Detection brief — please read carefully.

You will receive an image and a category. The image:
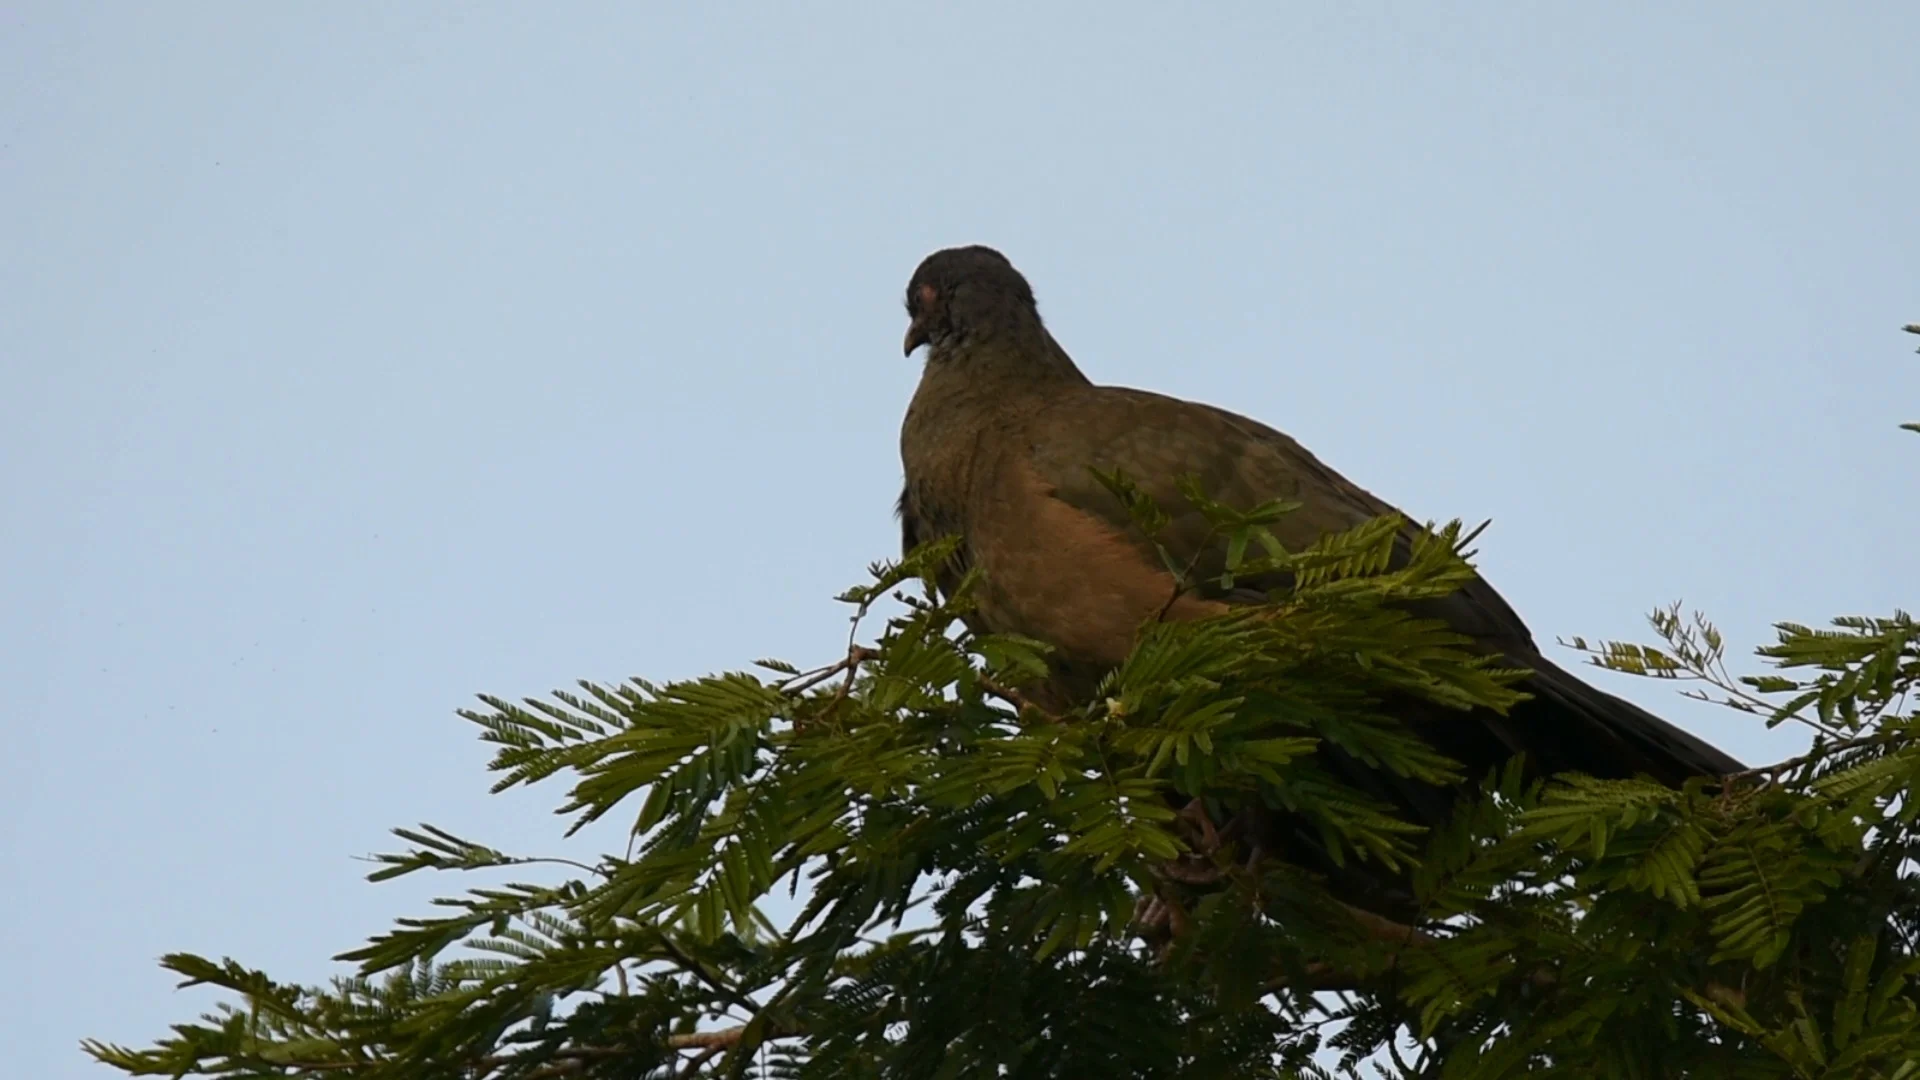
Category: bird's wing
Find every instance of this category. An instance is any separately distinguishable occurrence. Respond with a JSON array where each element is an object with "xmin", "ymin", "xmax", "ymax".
[
  {"xmin": 1028, "ymin": 386, "xmax": 1538, "ymax": 654},
  {"xmin": 1026, "ymin": 385, "xmax": 1743, "ymax": 780}
]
